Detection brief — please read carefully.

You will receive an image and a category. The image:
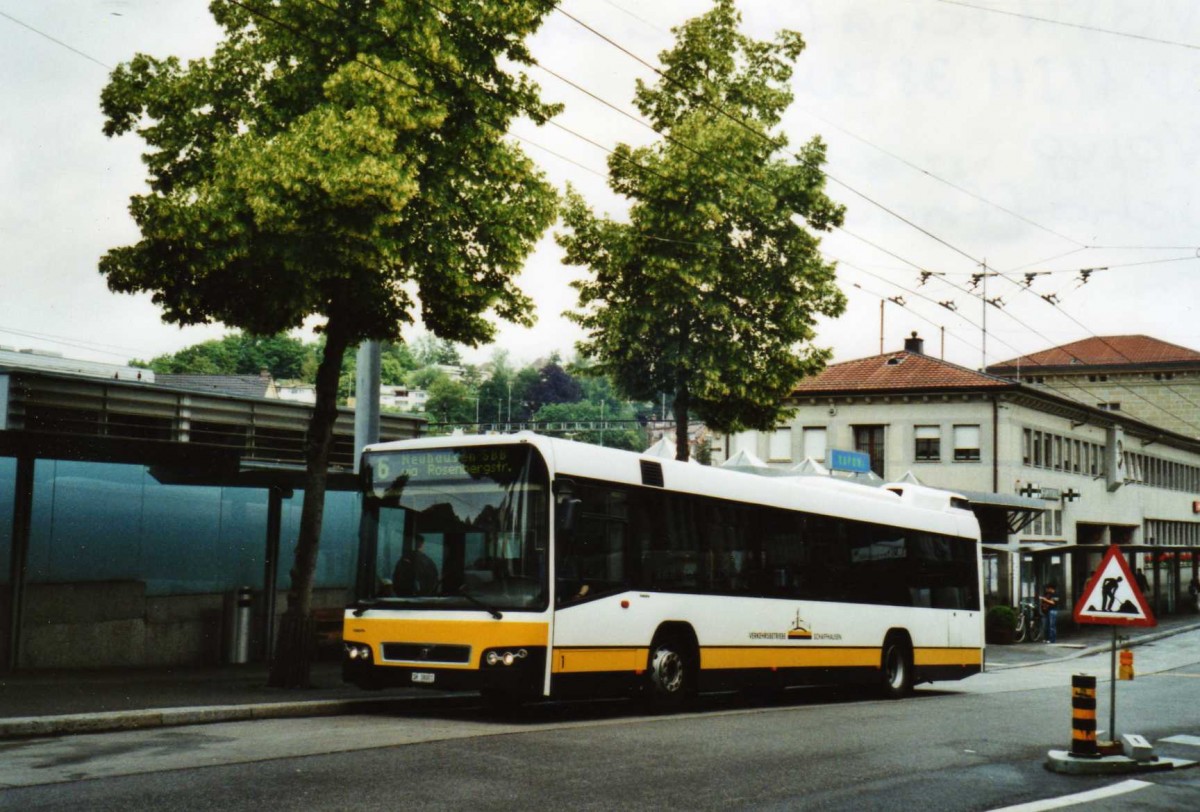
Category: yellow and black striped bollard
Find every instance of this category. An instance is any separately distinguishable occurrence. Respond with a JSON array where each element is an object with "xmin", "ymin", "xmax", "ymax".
[{"xmin": 1070, "ymin": 674, "xmax": 1099, "ymax": 758}]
